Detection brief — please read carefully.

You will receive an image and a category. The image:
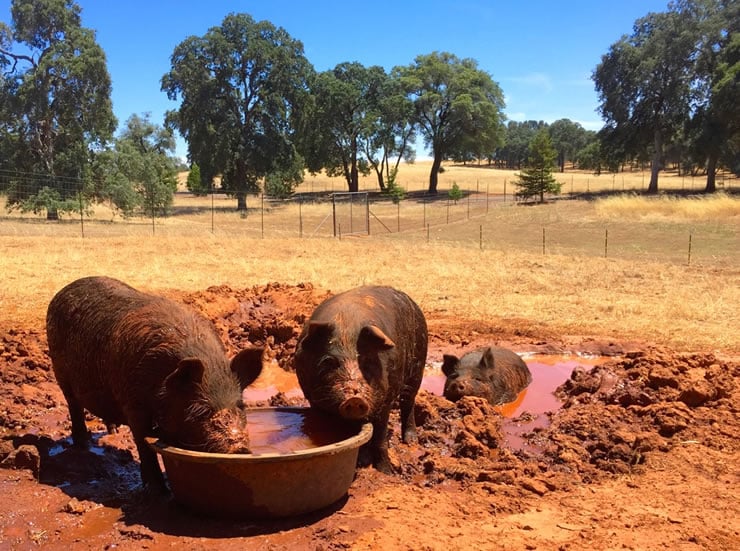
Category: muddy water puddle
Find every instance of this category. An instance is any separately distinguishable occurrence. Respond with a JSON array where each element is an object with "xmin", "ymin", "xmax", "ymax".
[
  {"xmin": 247, "ymin": 409, "xmax": 355, "ymax": 455},
  {"xmin": 246, "ymin": 355, "xmax": 603, "ymax": 452}
]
